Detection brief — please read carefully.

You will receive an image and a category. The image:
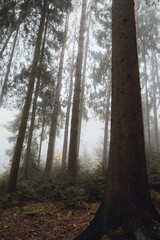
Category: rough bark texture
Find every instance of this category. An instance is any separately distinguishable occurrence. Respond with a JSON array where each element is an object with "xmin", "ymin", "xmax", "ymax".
[
  {"xmin": 8, "ymin": 0, "xmax": 48, "ymax": 193},
  {"xmin": 68, "ymin": 0, "xmax": 87, "ymax": 178},
  {"xmin": 62, "ymin": 5, "xmax": 77, "ymax": 169},
  {"xmin": 102, "ymin": 80, "xmax": 111, "ymax": 167},
  {"xmin": 74, "ymin": 0, "xmax": 160, "ymax": 239},
  {"xmin": 23, "ymin": 15, "xmax": 48, "ymax": 179},
  {"xmin": 45, "ymin": 12, "xmax": 70, "ymax": 172}
]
